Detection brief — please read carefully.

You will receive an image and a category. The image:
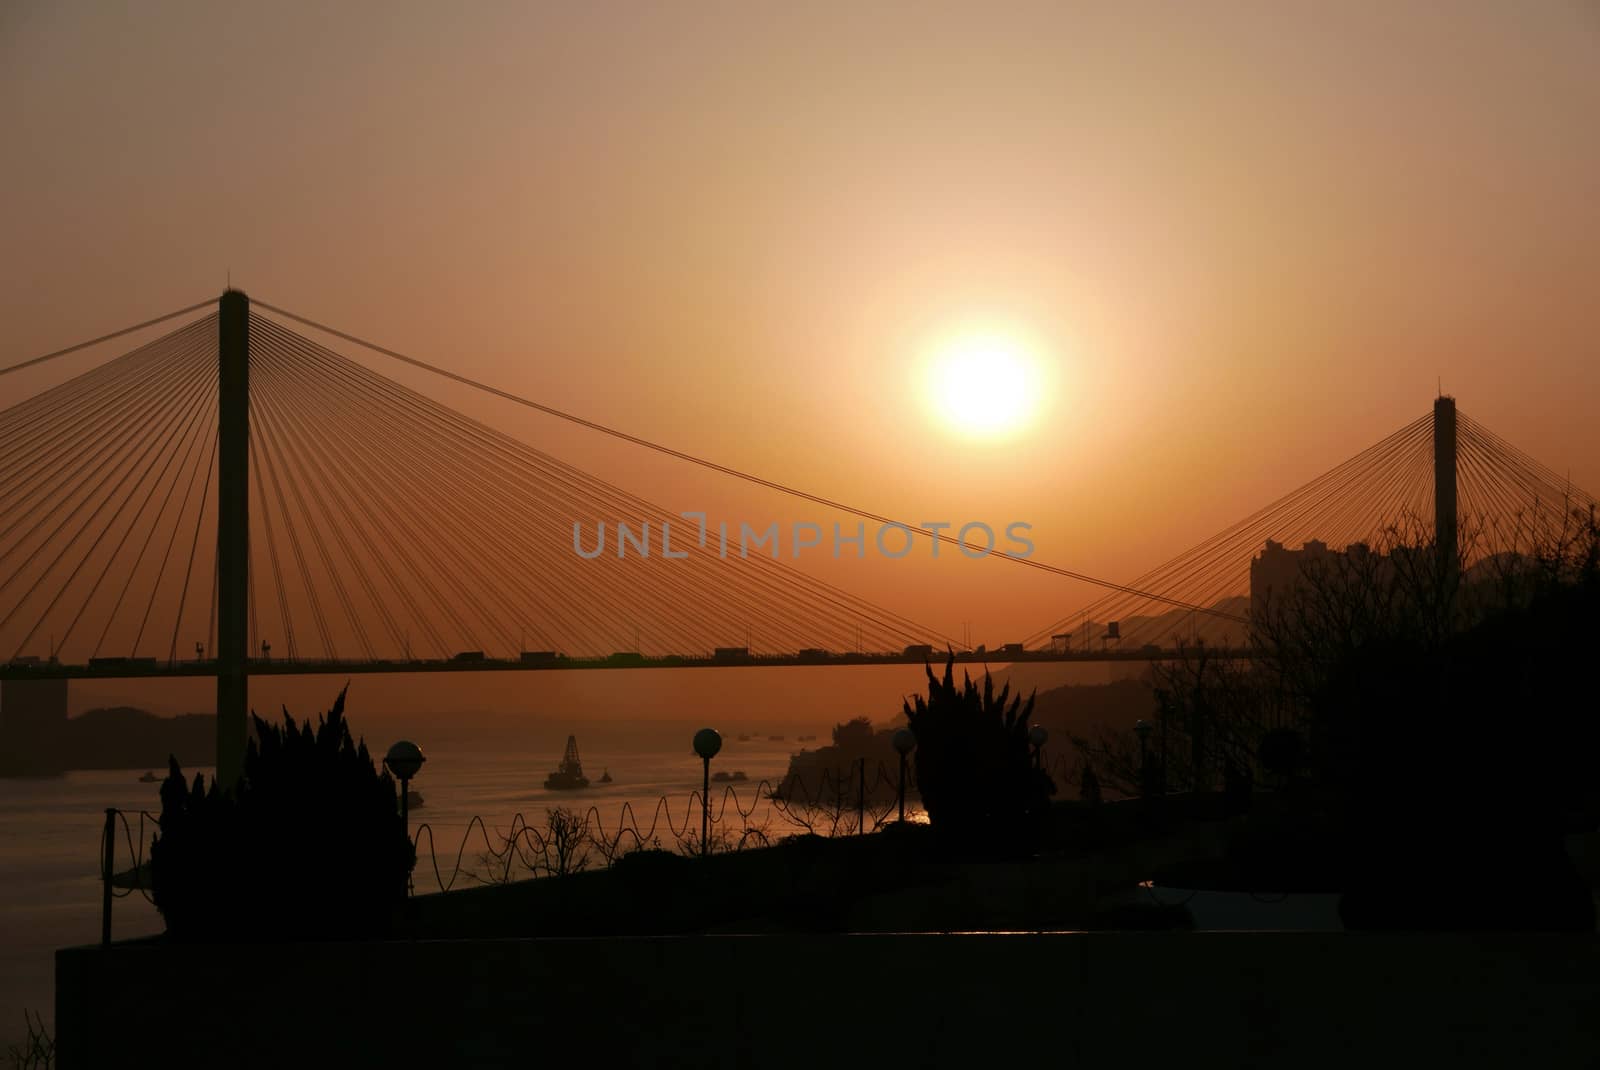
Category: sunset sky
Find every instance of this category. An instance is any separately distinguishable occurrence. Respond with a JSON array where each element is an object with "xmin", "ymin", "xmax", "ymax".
[{"xmin": 3, "ymin": 2, "xmax": 1599, "ymax": 717}]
